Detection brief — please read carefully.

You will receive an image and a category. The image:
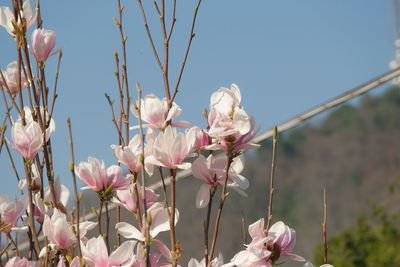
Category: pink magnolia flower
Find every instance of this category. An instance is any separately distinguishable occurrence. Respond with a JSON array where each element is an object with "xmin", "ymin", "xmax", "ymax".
[
  {"xmin": 206, "ymin": 84, "xmax": 259, "ymax": 153},
  {"xmin": 75, "ymin": 157, "xmax": 130, "ymax": 192},
  {"xmin": 268, "ymin": 221, "xmax": 305, "ymax": 262},
  {"xmin": 130, "ymin": 94, "xmax": 191, "ymax": 130},
  {"xmin": 303, "ymin": 263, "xmax": 334, "ymax": 267},
  {"xmin": 9, "ymin": 120, "xmax": 43, "ymax": 160},
  {"xmin": 30, "ymin": 28, "xmax": 56, "ymax": 62},
  {"xmin": 192, "ymin": 154, "xmax": 249, "ymax": 208},
  {"xmin": 33, "ymin": 176, "xmax": 70, "ymax": 223},
  {"xmin": 0, "ymin": 194, "xmax": 28, "ymax": 233},
  {"xmin": 130, "ymin": 243, "xmax": 162, "ymax": 267},
  {"xmin": 18, "ymin": 106, "xmax": 56, "ymax": 138},
  {"xmin": 111, "ymin": 134, "xmax": 142, "ymax": 173},
  {"xmin": 0, "ymin": 0, "xmax": 37, "ymax": 36},
  {"xmin": 231, "ymin": 218, "xmax": 304, "ymax": 266},
  {"xmin": 186, "ymin": 126, "xmax": 209, "ymax": 152},
  {"xmin": 112, "ymin": 183, "xmax": 159, "ymax": 214},
  {"xmin": 145, "ymin": 126, "xmax": 196, "ymax": 171},
  {"xmin": 81, "ymin": 235, "xmax": 136, "ymax": 267},
  {"xmin": 116, "ymin": 202, "xmax": 177, "ymax": 241},
  {"xmin": 188, "ymin": 253, "xmax": 232, "ymax": 267},
  {"xmin": 5, "ymin": 256, "xmax": 39, "ymax": 267},
  {"xmin": 42, "ymin": 209, "xmax": 76, "ymax": 250},
  {"xmin": 0, "ymin": 61, "xmax": 28, "ymax": 94},
  {"xmin": 57, "ymin": 256, "xmax": 81, "ymax": 267}
]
